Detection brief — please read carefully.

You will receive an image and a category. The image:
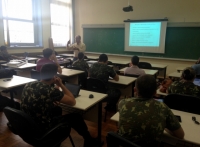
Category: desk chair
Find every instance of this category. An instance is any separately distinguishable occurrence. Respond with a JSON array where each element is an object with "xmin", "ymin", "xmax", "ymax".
[
  {"xmin": 106, "ymin": 132, "xmax": 141, "ymax": 147},
  {"xmin": 4, "ymin": 106, "xmax": 75, "ymax": 147},
  {"xmin": 164, "ymin": 94, "xmax": 200, "ymax": 114},
  {"xmin": 67, "ymin": 66, "xmax": 87, "ymax": 89},
  {"xmin": 87, "ymin": 77, "xmax": 112, "ymax": 122},
  {"xmin": 30, "ymin": 69, "xmax": 40, "ymax": 80},
  {"xmin": 138, "ymin": 62, "xmax": 152, "ymax": 69}
]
